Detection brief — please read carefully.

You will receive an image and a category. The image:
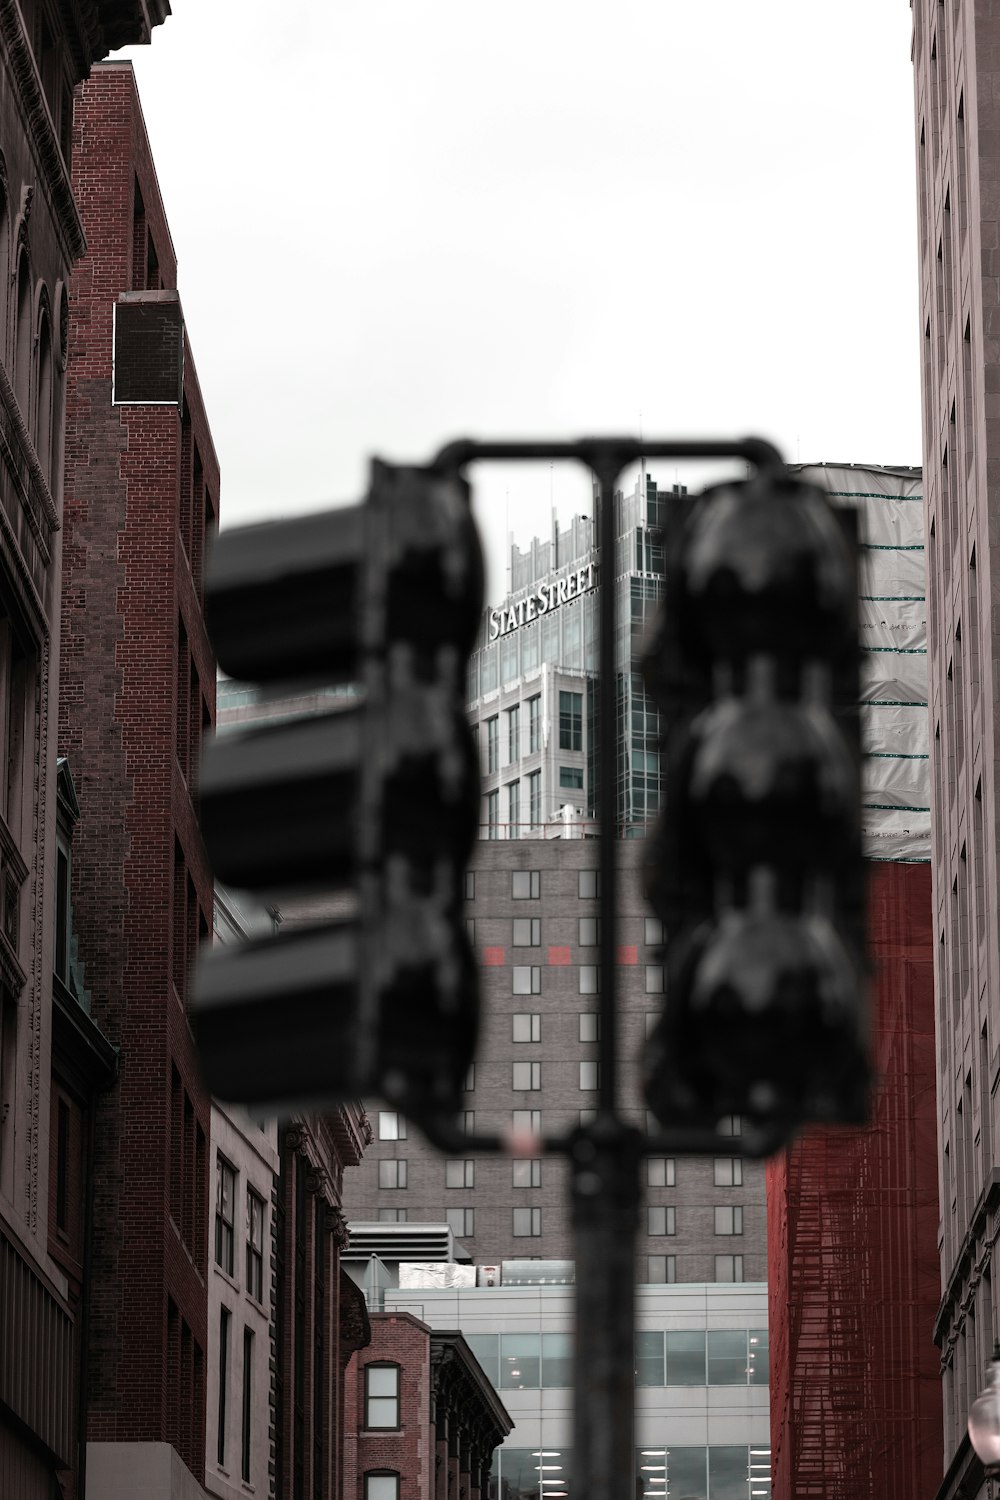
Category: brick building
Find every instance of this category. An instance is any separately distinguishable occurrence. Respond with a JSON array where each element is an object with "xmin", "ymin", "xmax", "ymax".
[
  {"xmin": 60, "ymin": 60, "xmax": 220, "ymax": 1496},
  {"xmin": 344, "ymin": 1311, "xmax": 511, "ymax": 1500},
  {"xmin": 0, "ymin": 6, "xmax": 167, "ymax": 1498}
]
